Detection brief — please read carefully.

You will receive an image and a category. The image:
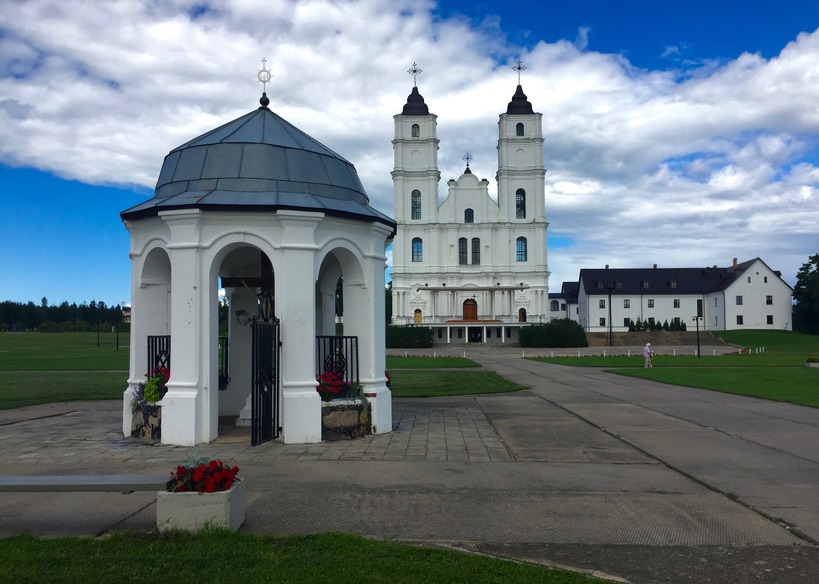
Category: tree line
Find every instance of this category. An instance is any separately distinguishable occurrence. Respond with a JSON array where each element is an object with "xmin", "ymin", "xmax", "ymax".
[{"xmin": 0, "ymin": 298, "xmax": 125, "ymax": 332}]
